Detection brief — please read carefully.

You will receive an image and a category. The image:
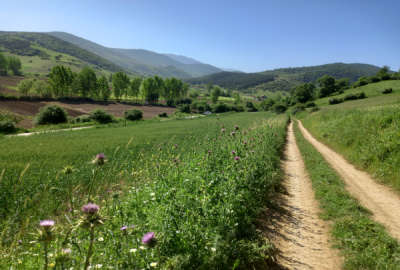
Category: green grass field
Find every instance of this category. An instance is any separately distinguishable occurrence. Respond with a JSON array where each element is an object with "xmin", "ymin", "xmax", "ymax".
[{"xmin": 0, "ymin": 112, "xmax": 288, "ymax": 269}]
